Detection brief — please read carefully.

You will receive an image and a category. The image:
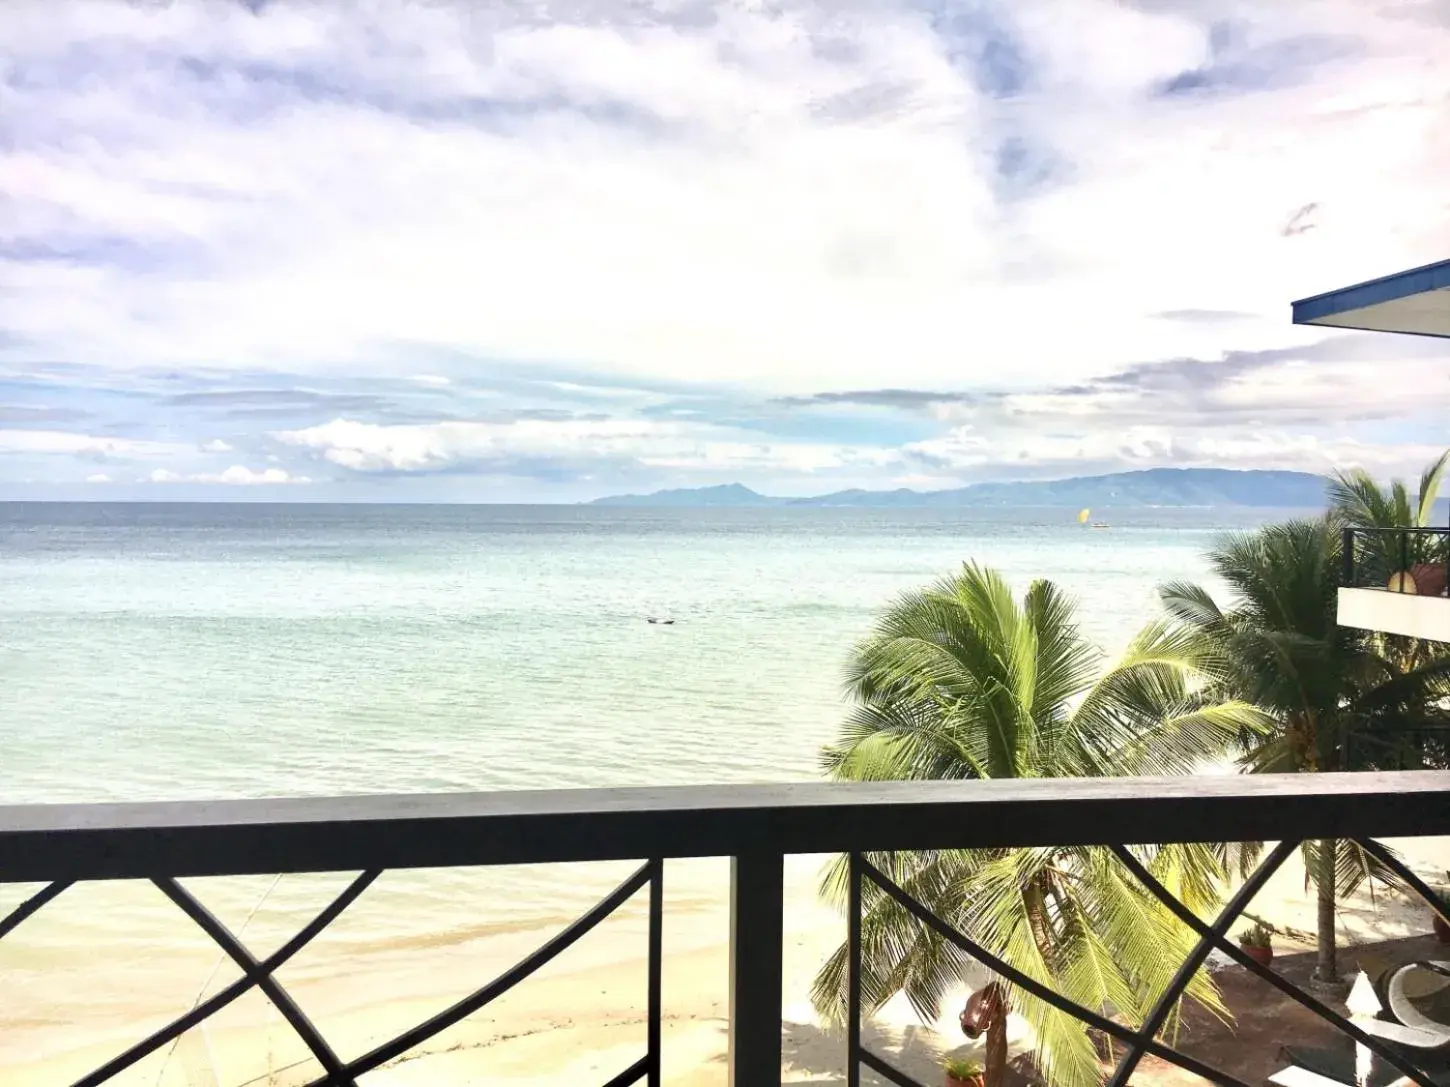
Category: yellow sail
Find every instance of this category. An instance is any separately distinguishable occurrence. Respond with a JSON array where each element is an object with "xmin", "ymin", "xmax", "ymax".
[{"xmin": 1078, "ymin": 508, "xmax": 1090, "ymax": 524}]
